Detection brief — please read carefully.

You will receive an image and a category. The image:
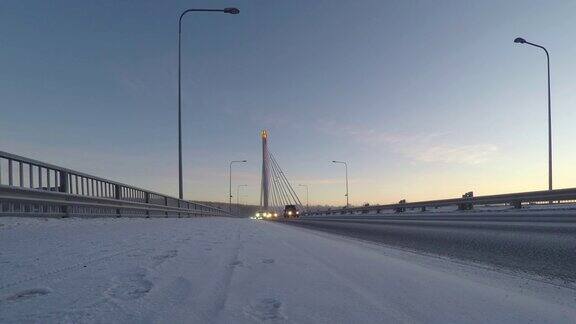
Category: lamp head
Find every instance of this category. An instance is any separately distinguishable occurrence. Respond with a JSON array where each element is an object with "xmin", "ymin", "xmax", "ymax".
[
  {"xmin": 224, "ymin": 7, "xmax": 240, "ymax": 14},
  {"xmin": 514, "ymin": 37, "xmax": 526, "ymax": 44}
]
